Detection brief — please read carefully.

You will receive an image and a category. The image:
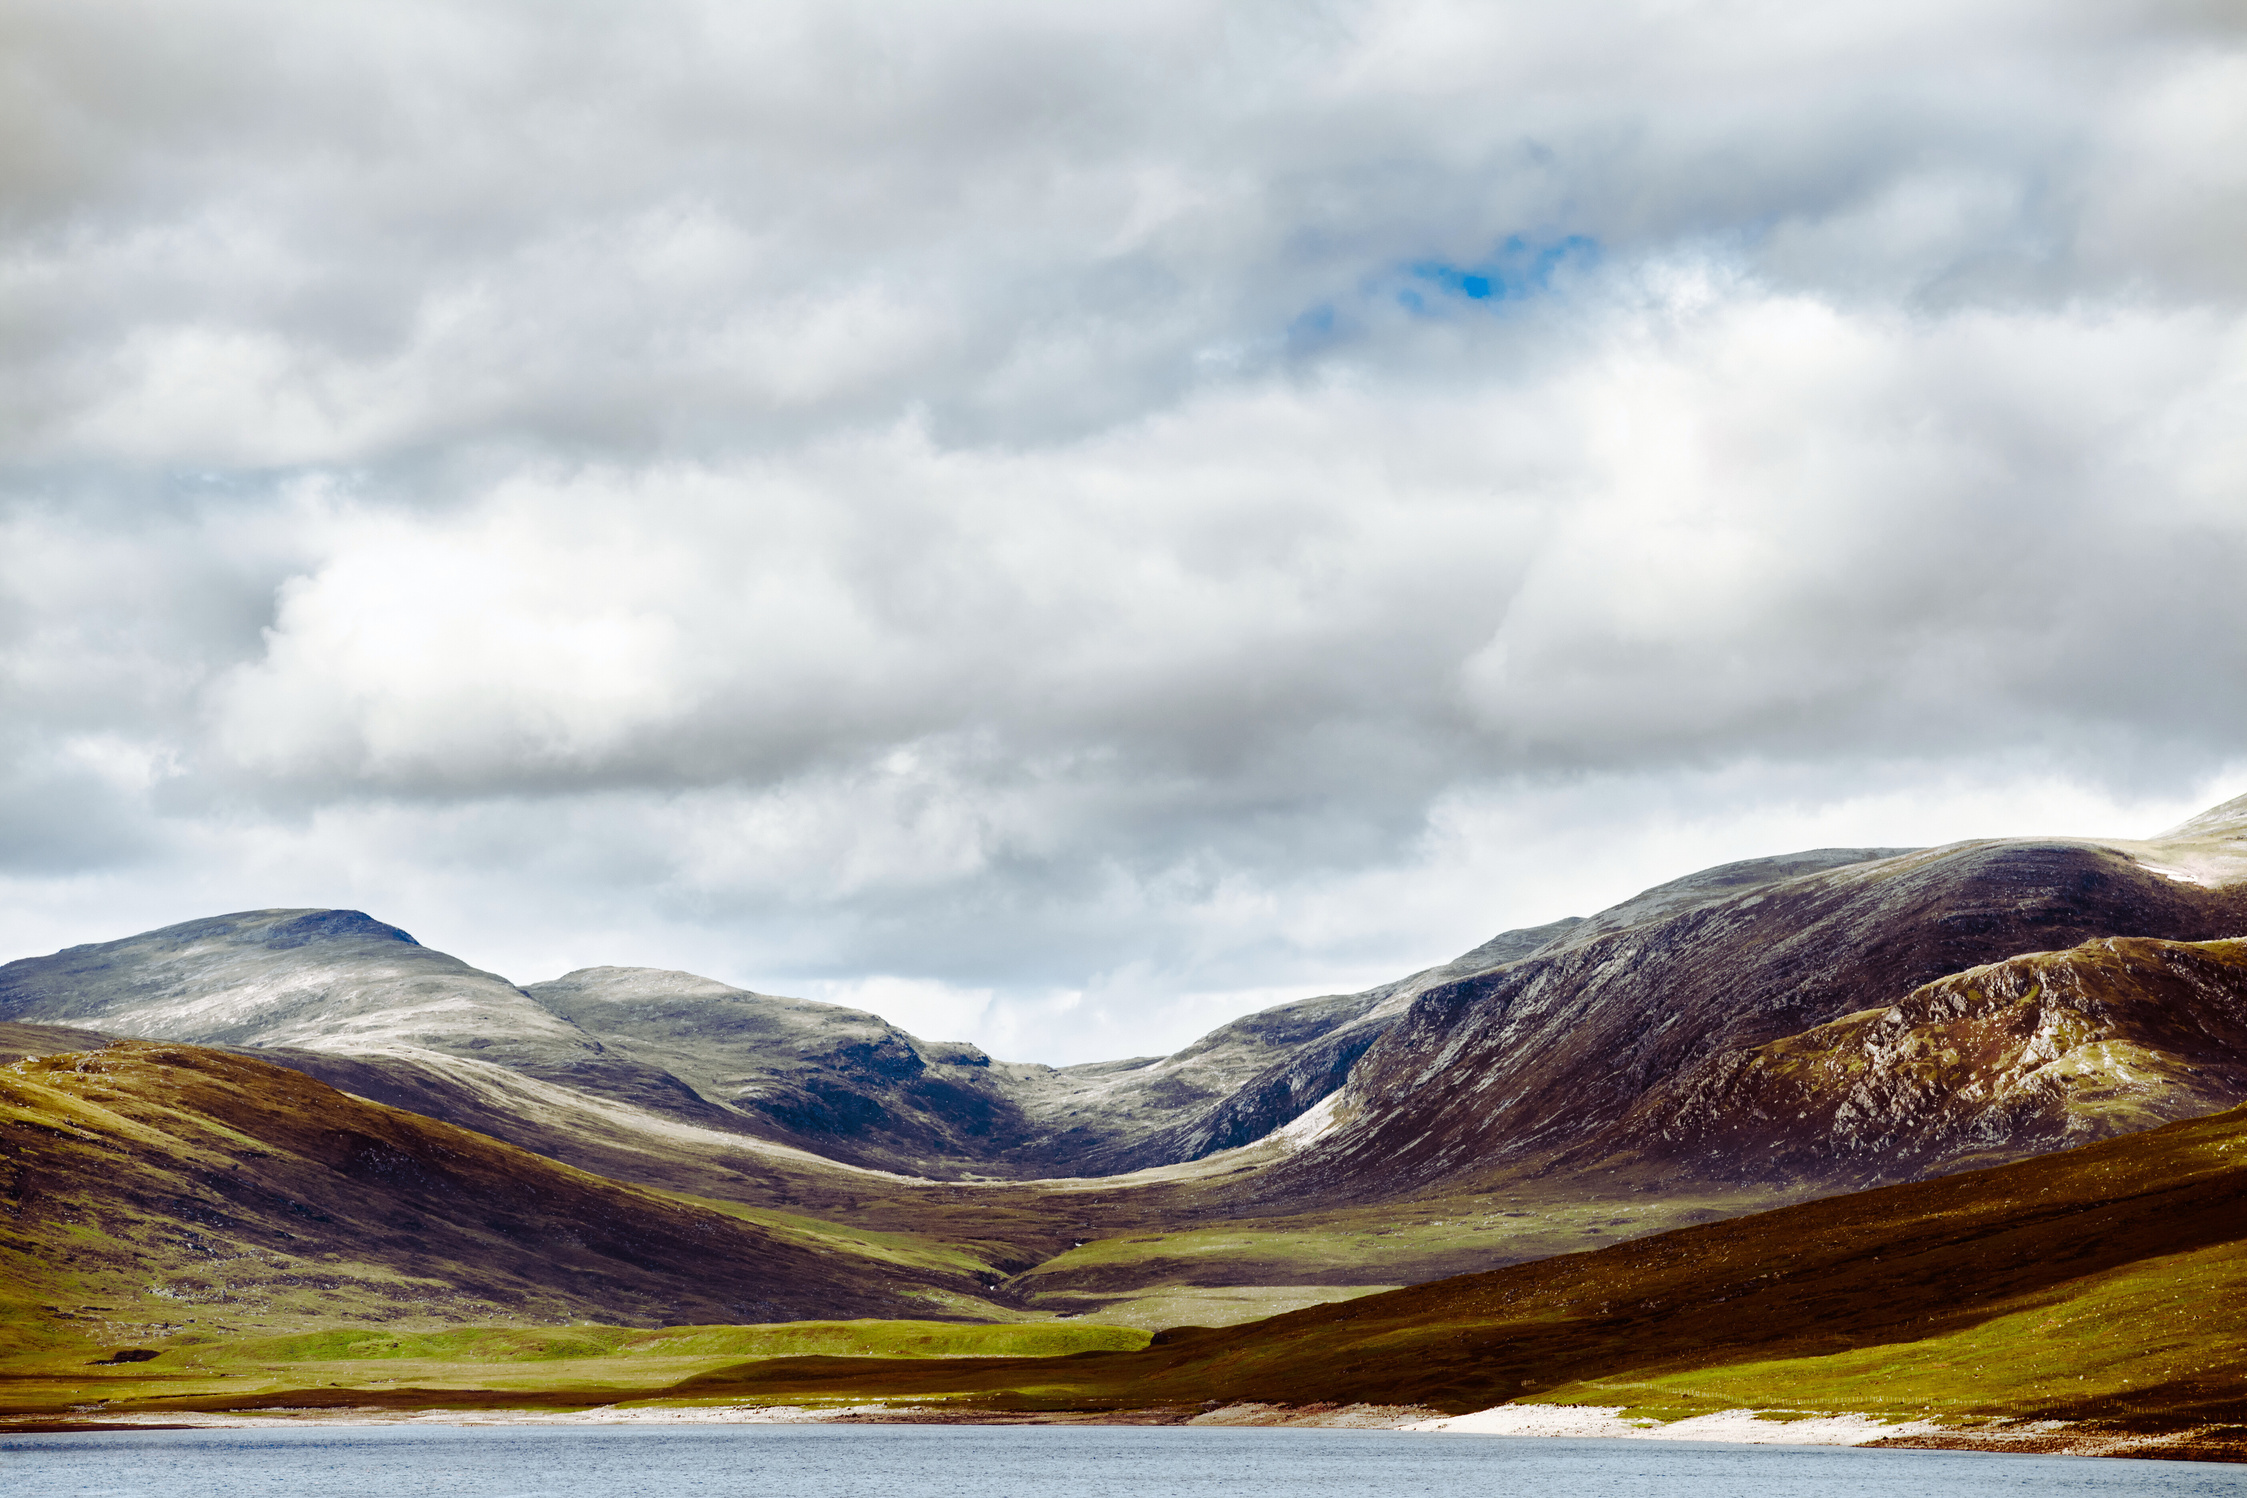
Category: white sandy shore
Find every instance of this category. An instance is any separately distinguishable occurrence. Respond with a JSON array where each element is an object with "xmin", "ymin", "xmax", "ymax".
[
  {"xmin": 11, "ymin": 1402, "xmax": 2053, "ymax": 1450},
  {"xmin": 1402, "ymin": 1404, "xmax": 1948, "ymax": 1445}
]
